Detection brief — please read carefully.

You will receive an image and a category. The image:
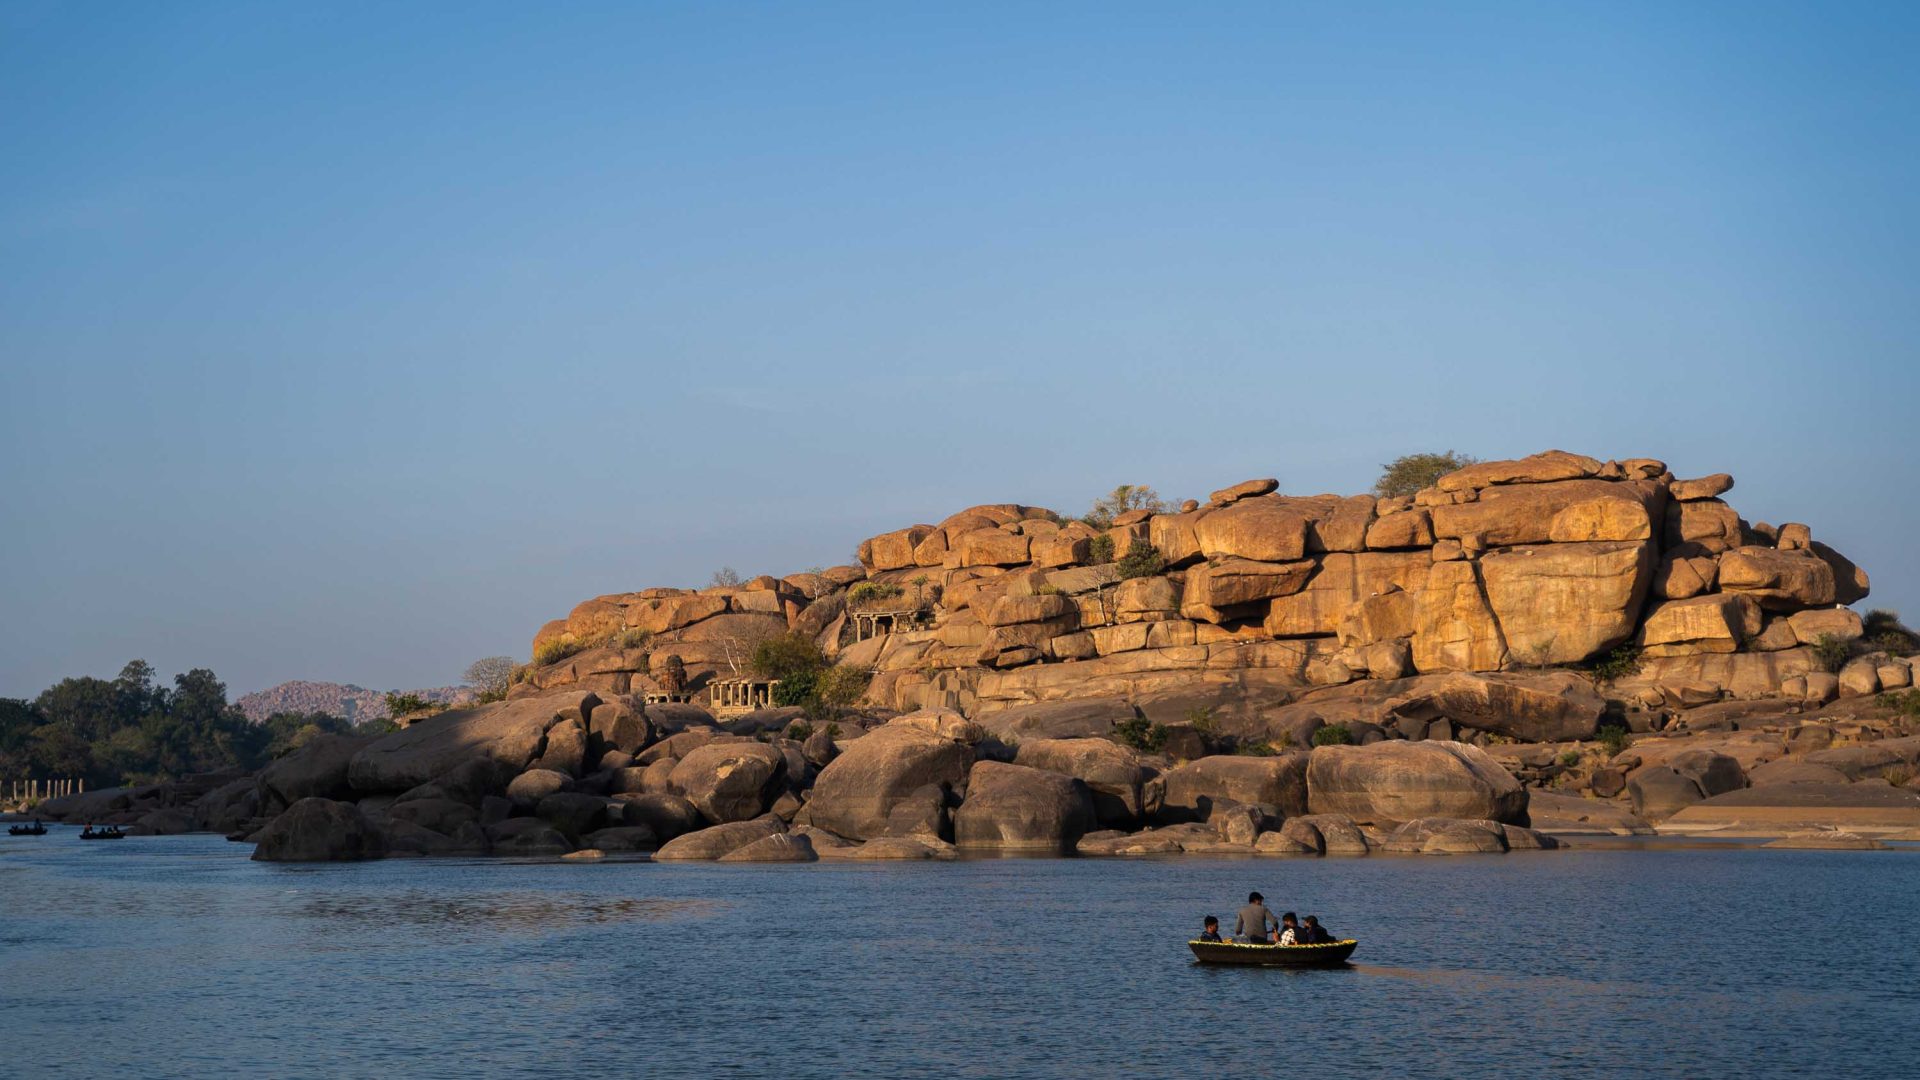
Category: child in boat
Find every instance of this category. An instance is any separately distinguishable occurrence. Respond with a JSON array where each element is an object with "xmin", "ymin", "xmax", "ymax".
[
  {"xmin": 1199, "ymin": 916, "xmax": 1223, "ymax": 943},
  {"xmin": 1276, "ymin": 912, "xmax": 1300, "ymax": 945},
  {"xmin": 1300, "ymin": 916, "xmax": 1333, "ymax": 944}
]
